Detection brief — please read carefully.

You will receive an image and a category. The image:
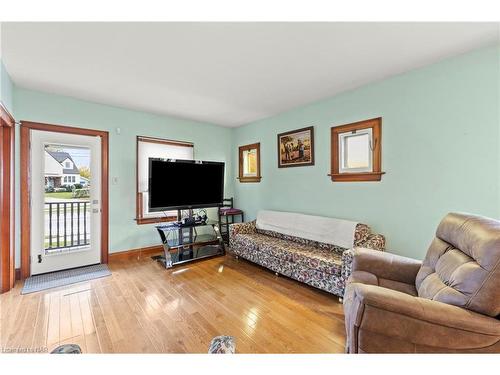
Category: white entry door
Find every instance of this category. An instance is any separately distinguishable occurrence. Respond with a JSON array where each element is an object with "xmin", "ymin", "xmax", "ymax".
[{"xmin": 30, "ymin": 130, "xmax": 101, "ymax": 275}]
